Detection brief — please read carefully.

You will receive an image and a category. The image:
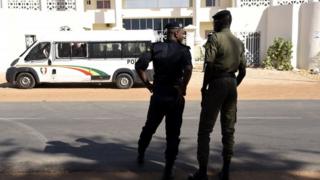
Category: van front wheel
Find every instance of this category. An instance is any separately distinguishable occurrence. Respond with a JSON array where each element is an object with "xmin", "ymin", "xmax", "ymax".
[
  {"xmin": 16, "ymin": 73, "xmax": 36, "ymax": 89},
  {"xmin": 115, "ymin": 73, "xmax": 133, "ymax": 89}
]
